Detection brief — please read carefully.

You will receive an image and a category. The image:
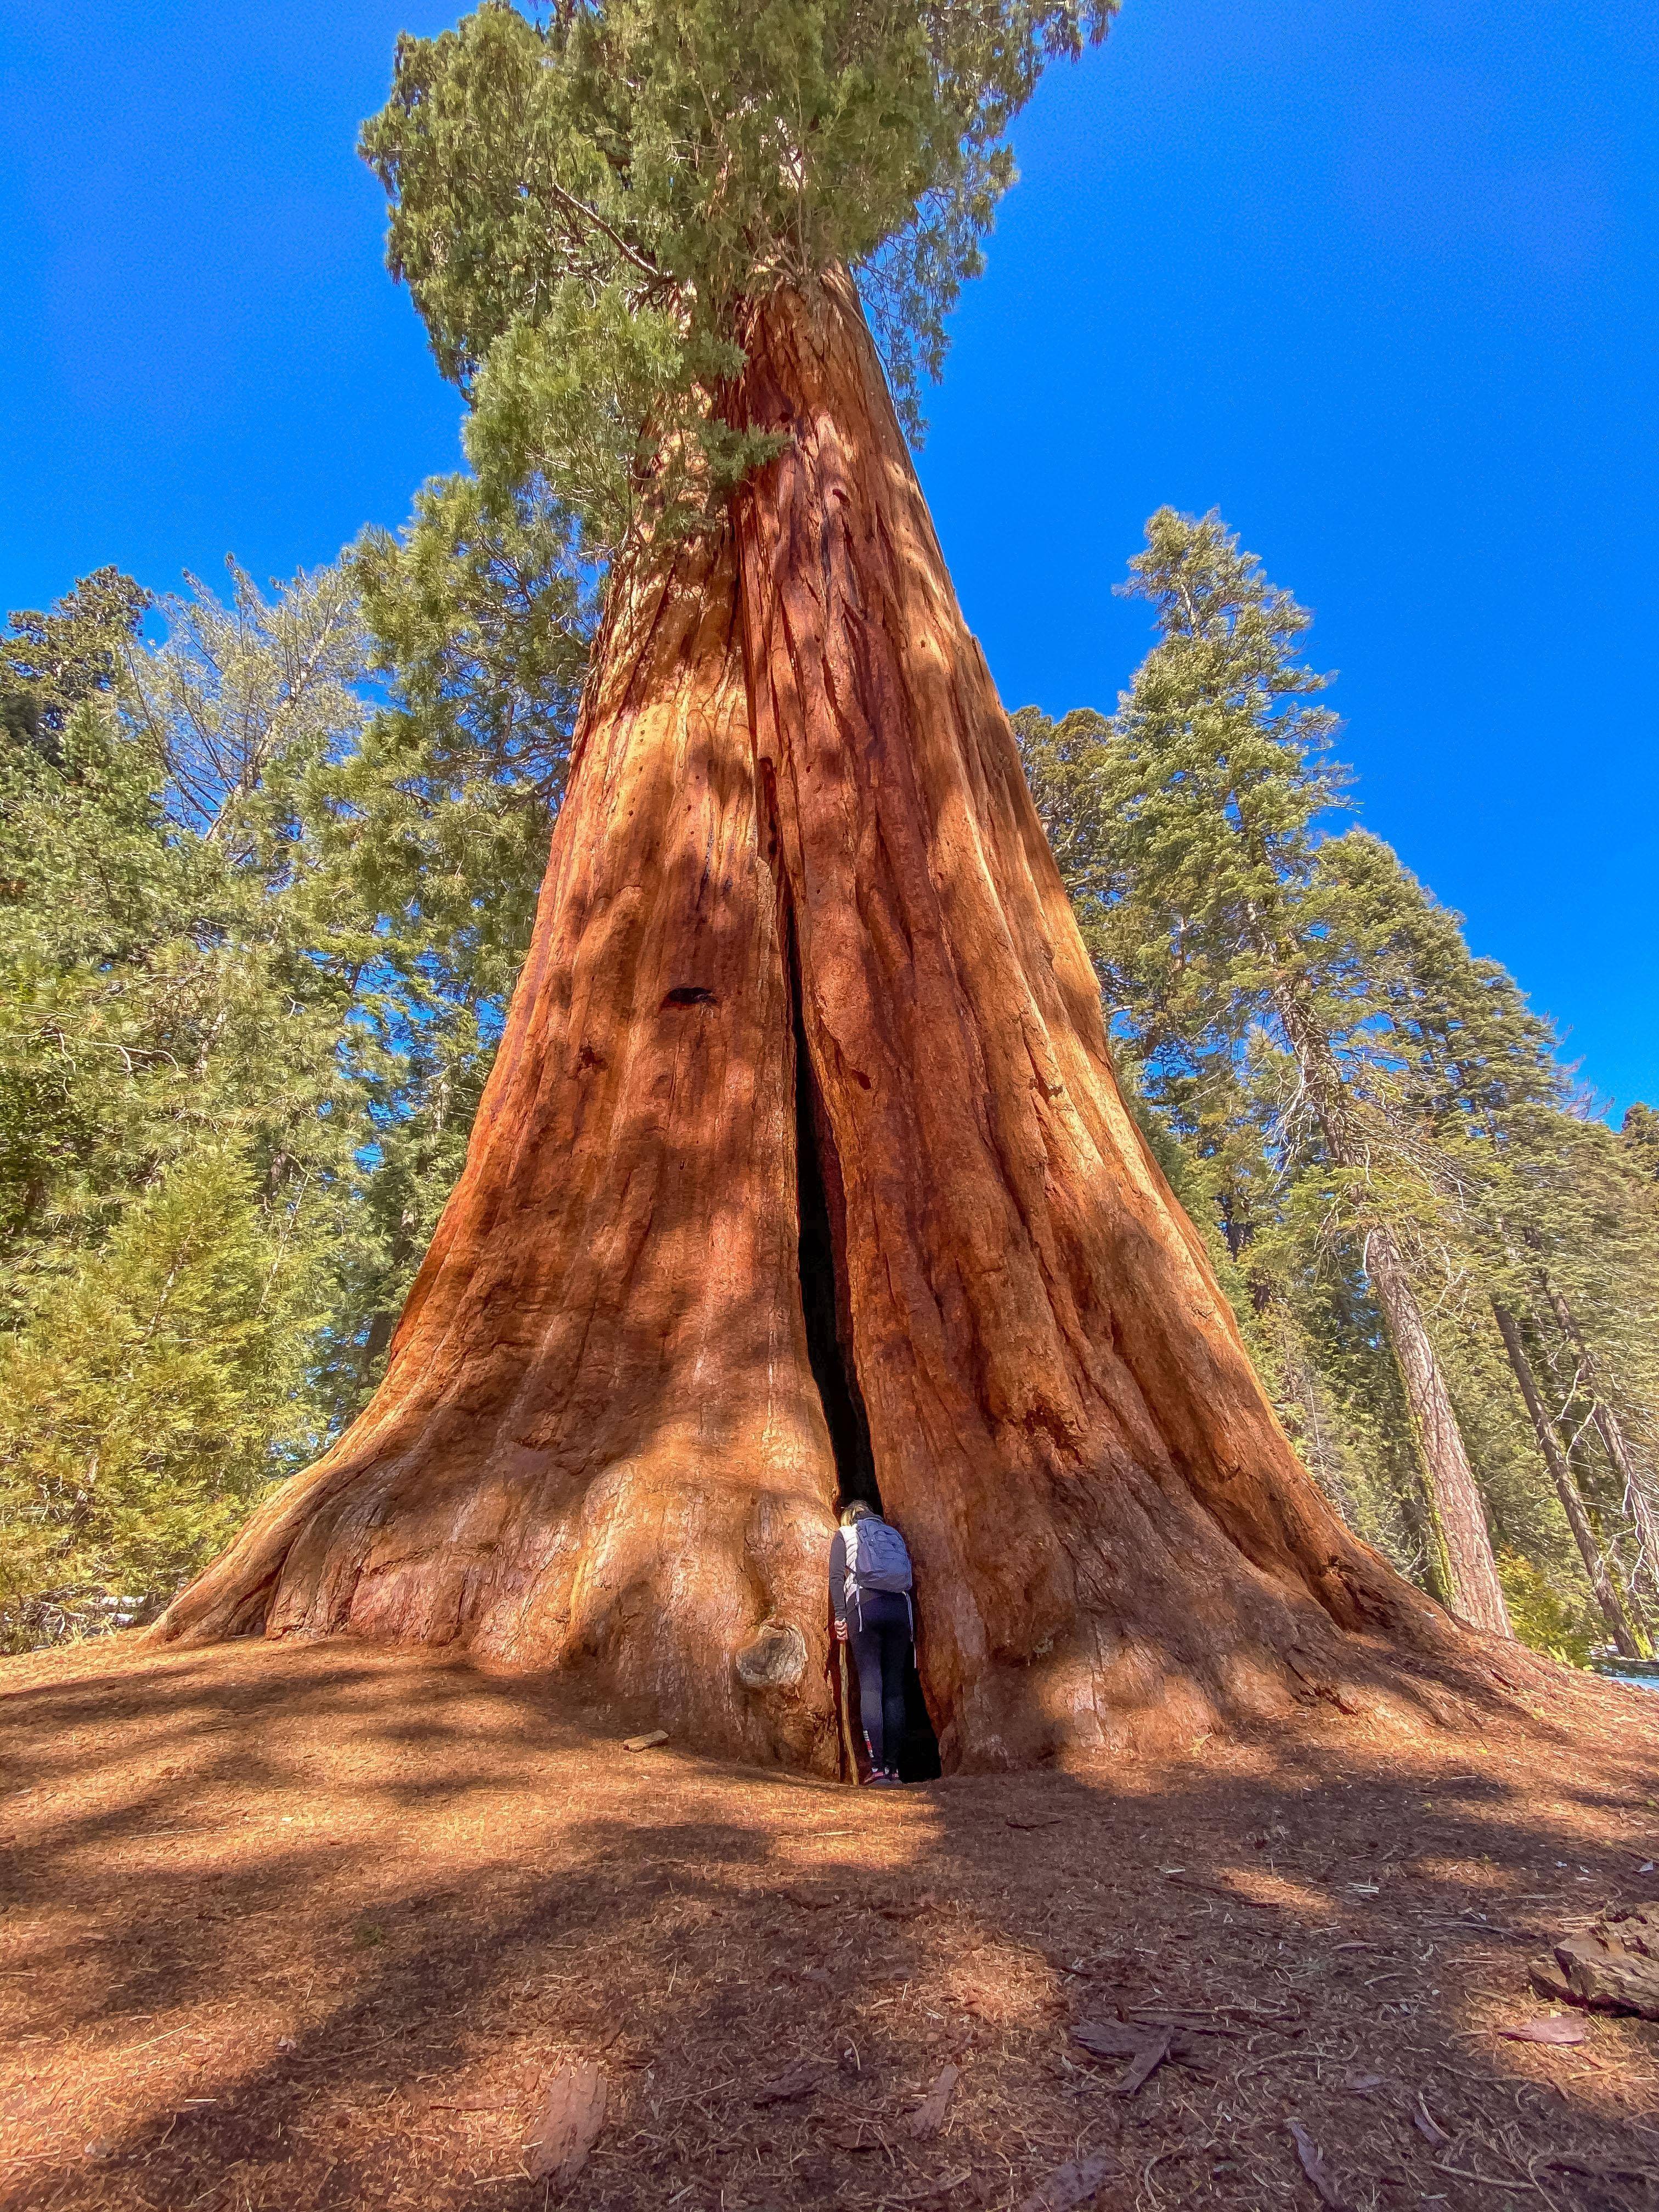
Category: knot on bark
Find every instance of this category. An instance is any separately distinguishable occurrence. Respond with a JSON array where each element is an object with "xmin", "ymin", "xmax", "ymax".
[{"xmin": 735, "ymin": 1616, "xmax": 807, "ymax": 1690}]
